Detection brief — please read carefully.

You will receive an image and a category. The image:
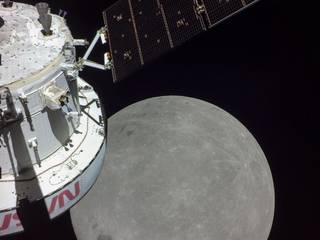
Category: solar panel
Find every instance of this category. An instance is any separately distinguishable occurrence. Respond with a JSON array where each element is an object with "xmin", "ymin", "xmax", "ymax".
[
  {"xmin": 103, "ymin": 0, "xmax": 260, "ymax": 82},
  {"xmin": 160, "ymin": 0, "xmax": 206, "ymax": 47},
  {"xmin": 103, "ymin": 0, "xmax": 142, "ymax": 81},
  {"xmin": 103, "ymin": 0, "xmax": 206, "ymax": 81},
  {"xmin": 130, "ymin": 0, "xmax": 172, "ymax": 64}
]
